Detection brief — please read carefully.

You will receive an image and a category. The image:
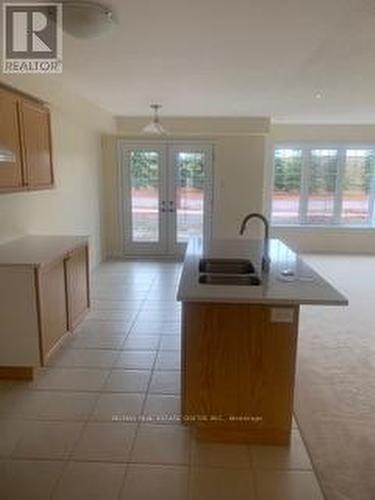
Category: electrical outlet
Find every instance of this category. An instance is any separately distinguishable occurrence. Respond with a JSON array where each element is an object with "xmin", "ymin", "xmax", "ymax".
[{"xmin": 270, "ymin": 308, "xmax": 294, "ymax": 323}]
